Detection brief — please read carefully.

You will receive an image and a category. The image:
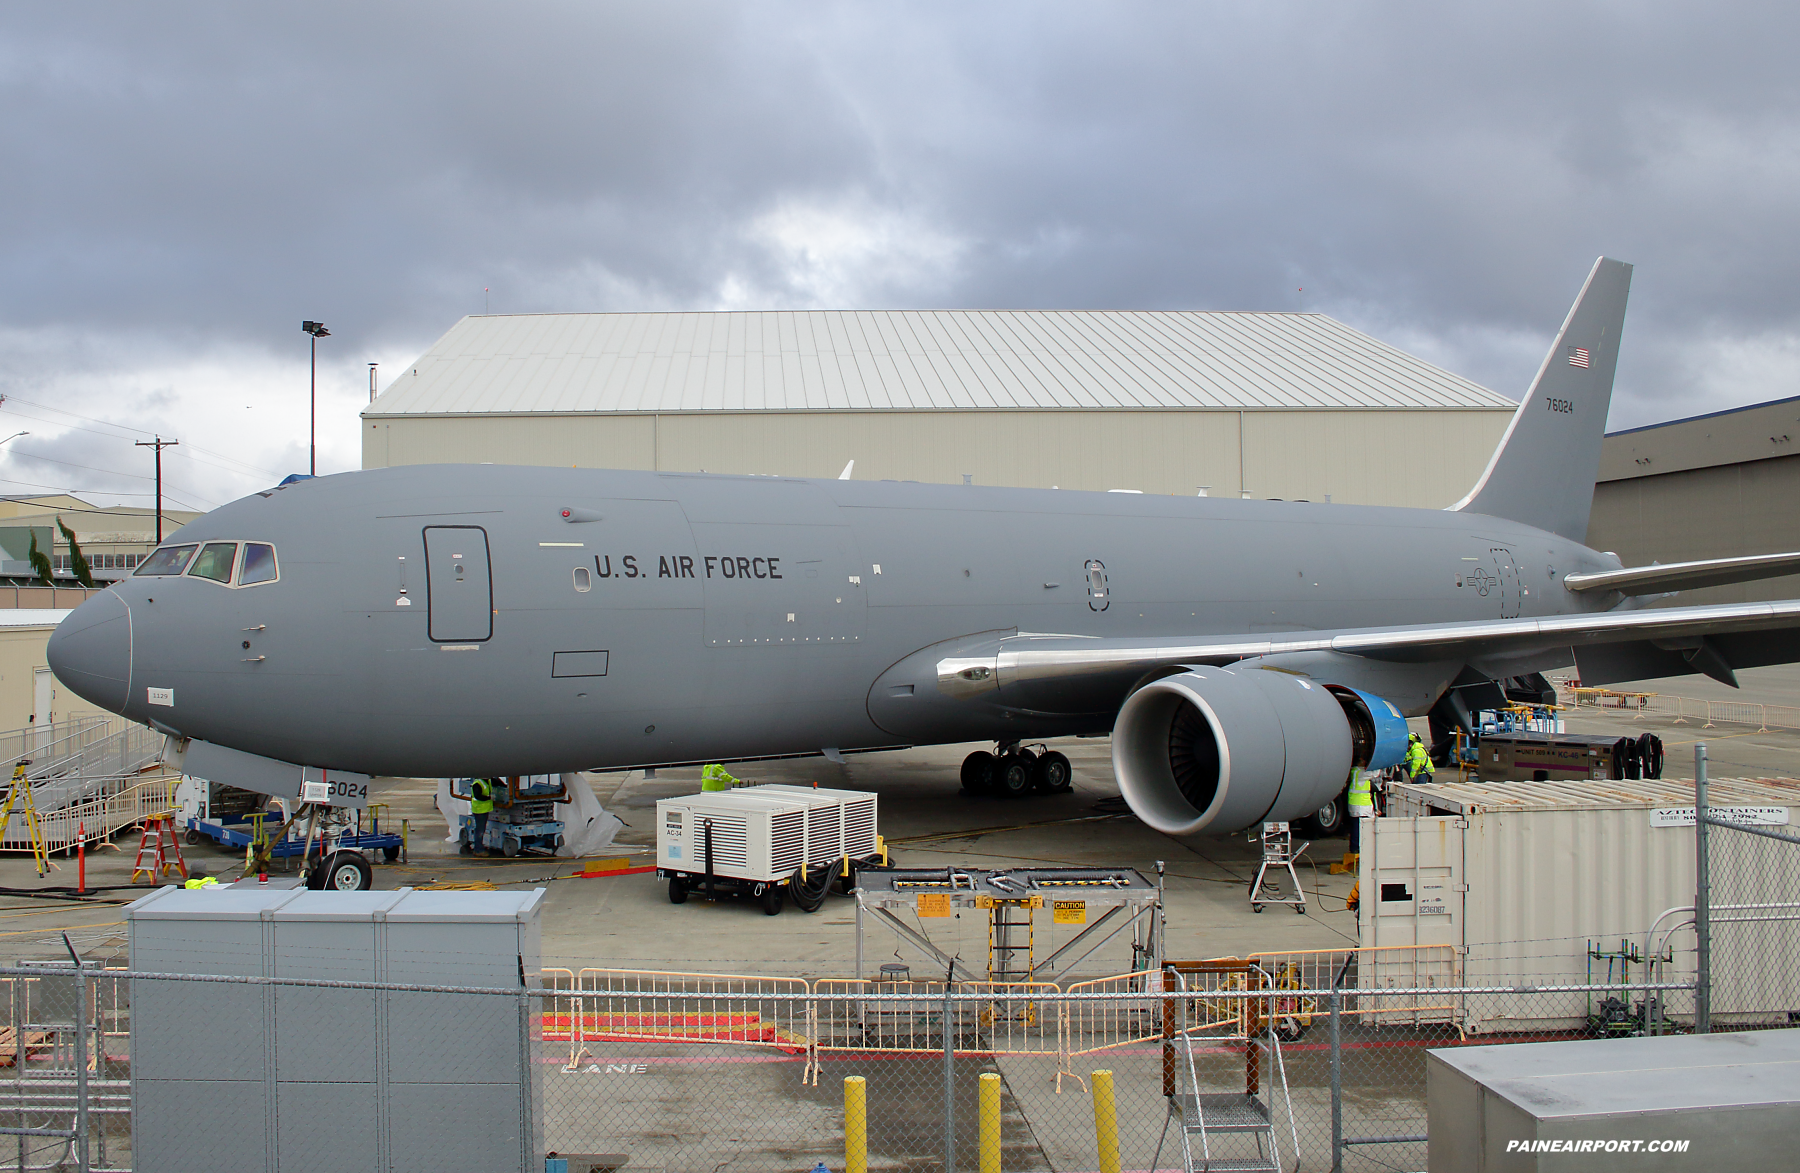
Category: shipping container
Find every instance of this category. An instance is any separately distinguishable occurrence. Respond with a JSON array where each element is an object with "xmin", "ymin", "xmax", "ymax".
[{"xmin": 1360, "ymin": 776, "xmax": 1800, "ymax": 1033}]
